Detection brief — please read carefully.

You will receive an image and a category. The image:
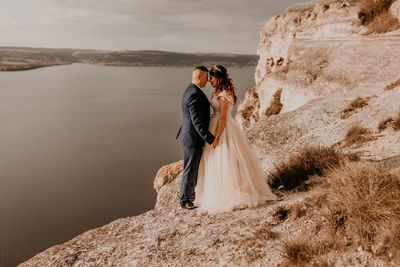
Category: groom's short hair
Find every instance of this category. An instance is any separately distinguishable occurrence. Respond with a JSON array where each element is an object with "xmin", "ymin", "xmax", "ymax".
[{"xmin": 193, "ymin": 65, "xmax": 208, "ymax": 72}]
